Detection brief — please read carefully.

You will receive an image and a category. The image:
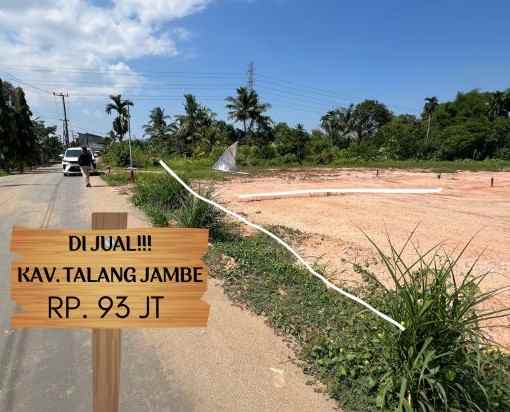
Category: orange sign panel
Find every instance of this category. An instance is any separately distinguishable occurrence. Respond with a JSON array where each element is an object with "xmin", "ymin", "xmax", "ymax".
[{"xmin": 10, "ymin": 226, "xmax": 210, "ymax": 328}]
